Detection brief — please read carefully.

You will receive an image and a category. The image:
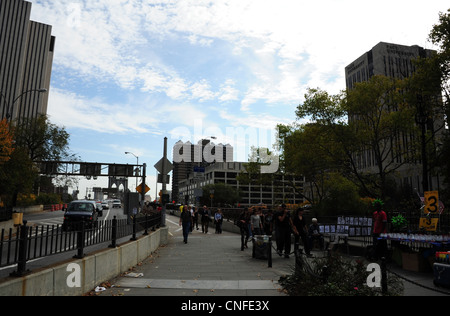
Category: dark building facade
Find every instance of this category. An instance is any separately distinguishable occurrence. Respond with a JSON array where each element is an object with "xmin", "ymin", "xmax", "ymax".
[
  {"xmin": 0, "ymin": 0, "xmax": 55, "ymax": 121},
  {"xmin": 345, "ymin": 42, "xmax": 445, "ymax": 193},
  {"xmin": 172, "ymin": 139, "xmax": 233, "ymax": 203}
]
